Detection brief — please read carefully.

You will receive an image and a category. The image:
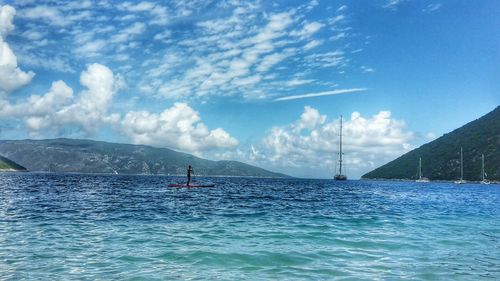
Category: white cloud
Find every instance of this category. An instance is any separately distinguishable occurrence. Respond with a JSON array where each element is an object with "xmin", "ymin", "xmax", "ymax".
[
  {"xmin": 361, "ymin": 65, "xmax": 374, "ymax": 73},
  {"xmin": 307, "ymin": 0, "xmax": 319, "ymax": 10},
  {"xmin": 27, "ymin": 81, "xmax": 74, "ymax": 114},
  {"xmin": 336, "ymin": 5, "xmax": 348, "ymax": 13},
  {"xmin": 256, "ymin": 52, "xmax": 289, "ymax": 72},
  {"xmin": 21, "ymin": 29, "xmax": 45, "ymax": 41},
  {"xmin": 111, "ymin": 22, "xmax": 146, "ymax": 43},
  {"xmin": 425, "ymin": 132, "xmax": 437, "ymax": 140},
  {"xmin": 149, "ymin": 5, "xmax": 170, "ymax": 25},
  {"xmin": 383, "ymin": 0, "xmax": 403, "ymax": 10},
  {"xmin": 0, "ymin": 4, "xmax": 15, "ymax": 37},
  {"xmin": 120, "ymin": 102, "xmax": 238, "ymax": 154},
  {"xmin": 303, "ymin": 39, "xmax": 322, "ymax": 50},
  {"xmin": 330, "ymin": 32, "xmax": 346, "ymax": 41},
  {"xmin": 149, "ymin": 8, "xmax": 302, "ymax": 100},
  {"xmin": 17, "ymin": 53, "xmax": 75, "ymax": 73},
  {"xmin": 0, "ymin": 57, "xmax": 238, "ymax": 154},
  {"xmin": 0, "ymin": 63, "xmax": 121, "ymax": 135},
  {"xmin": 328, "ymin": 15, "xmax": 345, "ymax": 26},
  {"xmin": 119, "ymin": 1, "xmax": 156, "ymax": 12},
  {"xmin": 56, "ymin": 63, "xmax": 123, "ymax": 133},
  {"xmin": 19, "ymin": 5, "xmax": 69, "ymax": 26},
  {"xmin": 0, "ymin": 80, "xmax": 73, "ymax": 118},
  {"xmin": 74, "ymin": 39, "xmax": 107, "ymax": 57},
  {"xmin": 8, "ymin": 1, "xmax": 364, "ymax": 107},
  {"xmin": 0, "ymin": 5, "xmax": 35, "ymax": 93},
  {"xmin": 60, "ymin": 1, "xmax": 93, "ymax": 11},
  {"xmin": 118, "ymin": 1, "xmax": 170, "ymax": 25},
  {"xmin": 255, "ymin": 106, "xmax": 414, "ymax": 177},
  {"xmin": 232, "ymin": 75, "xmax": 262, "ymax": 86},
  {"xmin": 304, "ymin": 50, "xmax": 345, "ymax": 68},
  {"xmin": 285, "ymin": 78, "xmax": 315, "ymax": 87},
  {"xmin": 275, "ymin": 88, "xmax": 366, "ymax": 101},
  {"xmin": 423, "ymin": 3, "xmax": 442, "ymax": 13},
  {"xmin": 120, "ymin": 2, "xmax": 362, "ymax": 102},
  {"xmin": 154, "ymin": 30, "xmax": 172, "ymax": 42},
  {"xmin": 290, "ymin": 21, "xmax": 324, "ymax": 39}
]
